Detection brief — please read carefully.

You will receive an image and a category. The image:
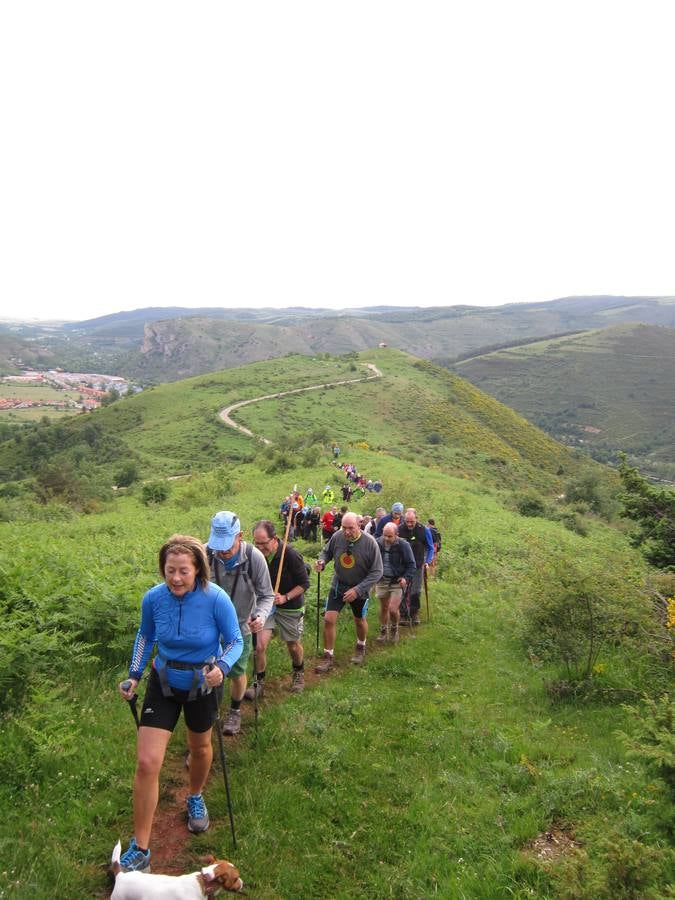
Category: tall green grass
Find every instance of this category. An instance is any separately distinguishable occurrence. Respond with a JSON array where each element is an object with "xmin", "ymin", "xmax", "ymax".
[{"xmin": 0, "ymin": 448, "xmax": 671, "ymax": 898}]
